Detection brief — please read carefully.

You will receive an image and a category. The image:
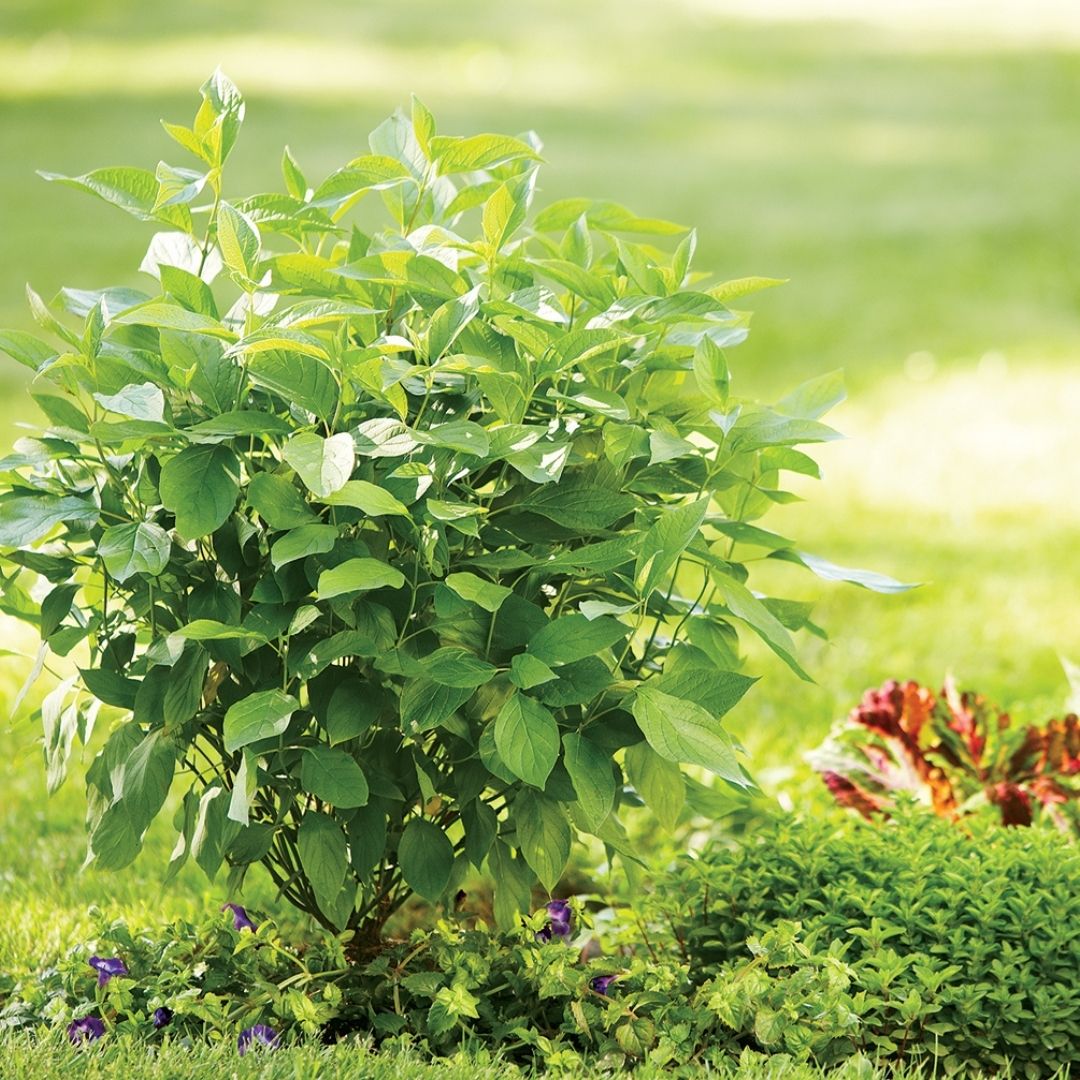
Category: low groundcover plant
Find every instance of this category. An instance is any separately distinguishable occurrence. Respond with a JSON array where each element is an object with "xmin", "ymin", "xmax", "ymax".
[
  {"xmin": 0, "ymin": 71, "xmax": 908, "ymax": 940},
  {"xmin": 659, "ymin": 813, "xmax": 1080, "ymax": 1076}
]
